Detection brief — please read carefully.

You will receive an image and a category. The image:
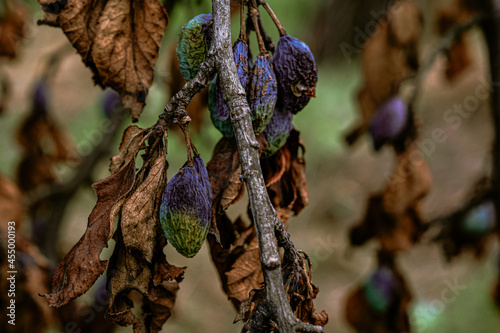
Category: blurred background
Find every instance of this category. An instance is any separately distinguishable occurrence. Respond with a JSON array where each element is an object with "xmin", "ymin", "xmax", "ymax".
[{"xmin": 1, "ymin": 0, "xmax": 500, "ymax": 332}]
